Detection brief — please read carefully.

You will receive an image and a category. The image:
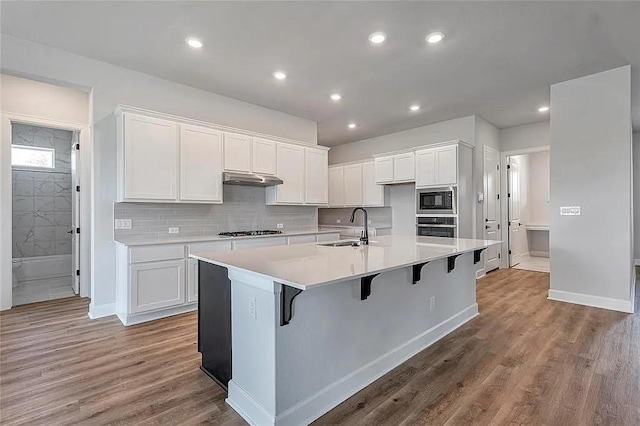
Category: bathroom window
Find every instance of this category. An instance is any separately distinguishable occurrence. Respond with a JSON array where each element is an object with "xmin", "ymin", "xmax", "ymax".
[{"xmin": 11, "ymin": 145, "xmax": 55, "ymax": 169}]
